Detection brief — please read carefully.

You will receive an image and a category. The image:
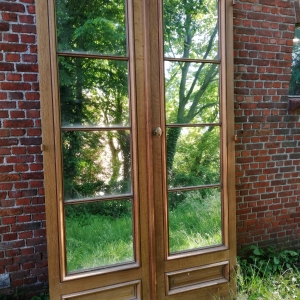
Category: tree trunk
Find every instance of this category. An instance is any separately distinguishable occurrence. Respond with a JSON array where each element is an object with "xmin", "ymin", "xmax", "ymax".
[{"xmin": 166, "ymin": 127, "xmax": 182, "ymax": 171}]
